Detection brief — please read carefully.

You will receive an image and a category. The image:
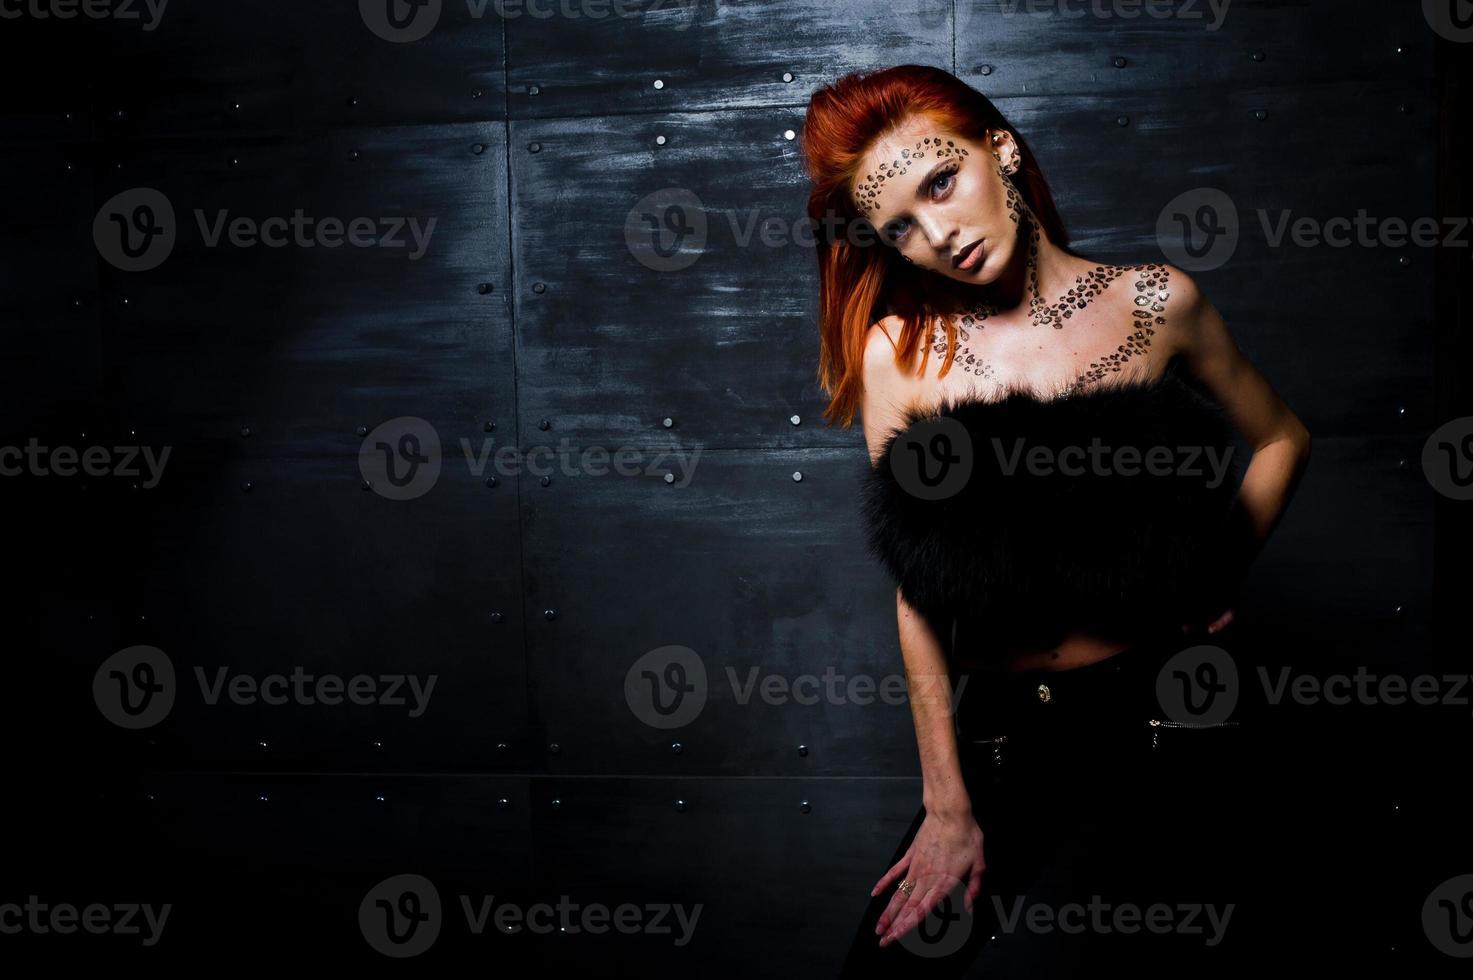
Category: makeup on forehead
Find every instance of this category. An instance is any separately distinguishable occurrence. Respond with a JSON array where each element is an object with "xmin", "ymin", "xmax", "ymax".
[{"xmin": 853, "ymin": 134, "xmax": 970, "ymax": 221}]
